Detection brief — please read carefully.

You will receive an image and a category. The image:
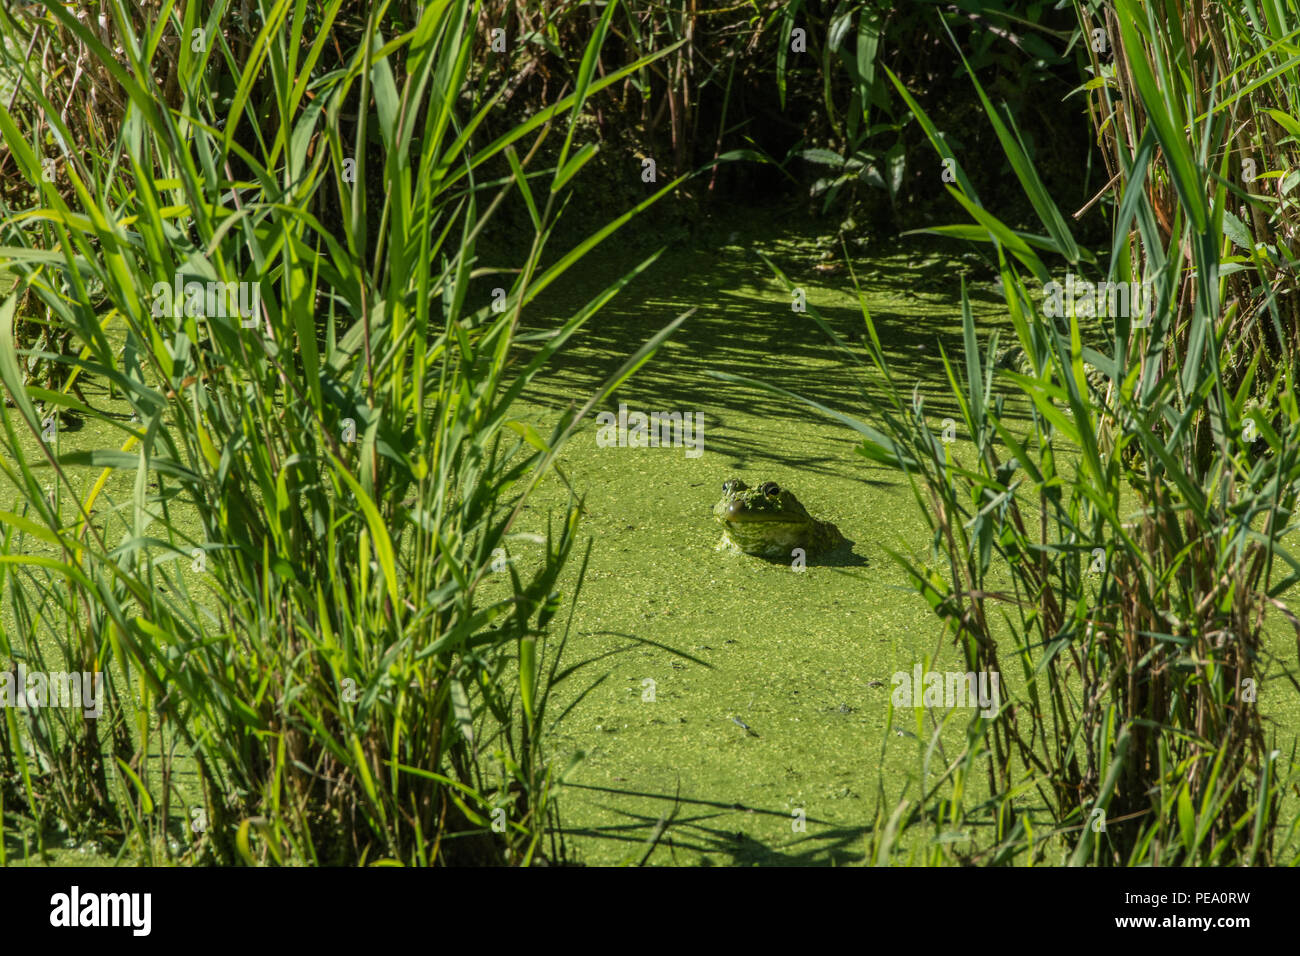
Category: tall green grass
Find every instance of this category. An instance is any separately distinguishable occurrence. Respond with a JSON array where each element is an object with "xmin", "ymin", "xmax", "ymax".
[{"xmin": 0, "ymin": 0, "xmax": 684, "ymax": 864}]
